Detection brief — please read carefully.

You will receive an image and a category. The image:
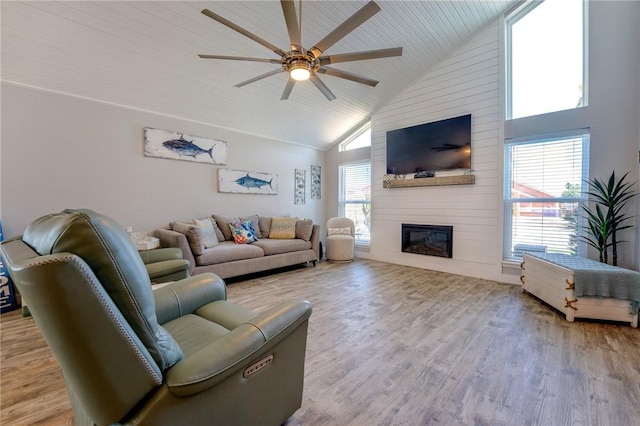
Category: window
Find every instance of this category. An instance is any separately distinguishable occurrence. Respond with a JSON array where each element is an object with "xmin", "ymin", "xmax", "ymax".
[
  {"xmin": 339, "ymin": 162, "xmax": 371, "ymax": 245},
  {"xmin": 339, "ymin": 122, "xmax": 371, "ymax": 152},
  {"xmin": 503, "ymin": 131, "xmax": 589, "ymax": 261},
  {"xmin": 506, "ymin": 0, "xmax": 586, "ymax": 119}
]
